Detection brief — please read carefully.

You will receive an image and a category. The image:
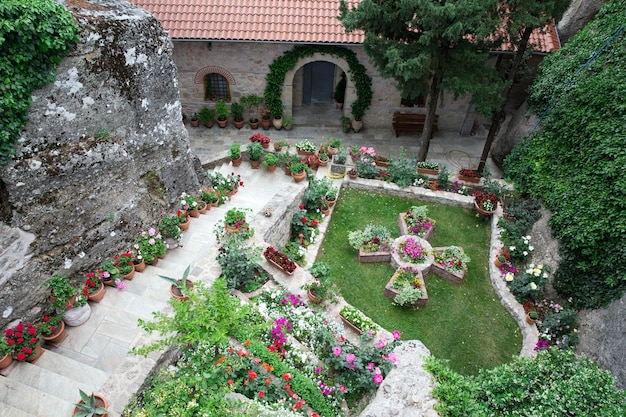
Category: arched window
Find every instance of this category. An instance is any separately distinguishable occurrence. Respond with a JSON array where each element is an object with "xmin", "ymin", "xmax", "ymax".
[{"xmin": 204, "ymin": 73, "xmax": 231, "ymax": 102}]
